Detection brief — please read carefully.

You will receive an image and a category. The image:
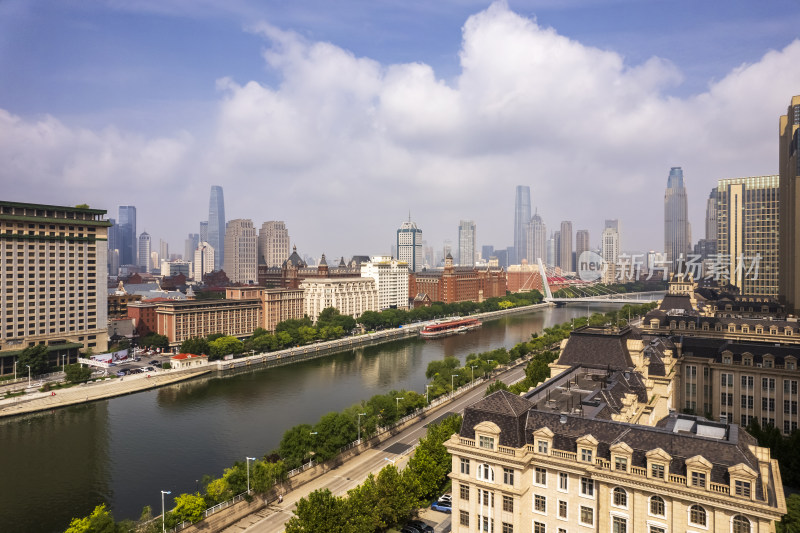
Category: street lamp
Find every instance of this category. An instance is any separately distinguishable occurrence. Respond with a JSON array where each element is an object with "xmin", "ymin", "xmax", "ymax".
[
  {"xmin": 26, "ymin": 365, "xmax": 31, "ymax": 387},
  {"xmin": 425, "ymin": 384, "xmax": 431, "ymax": 404},
  {"xmin": 395, "ymin": 397, "xmax": 404, "ymax": 411},
  {"xmin": 62, "ymin": 354, "xmax": 67, "ymax": 372},
  {"xmin": 451, "ymin": 374, "xmax": 458, "ymax": 393},
  {"xmin": 357, "ymin": 413, "xmax": 366, "ymax": 442},
  {"xmin": 470, "ymin": 365, "xmax": 477, "ymax": 384},
  {"xmin": 246, "ymin": 457, "xmax": 256, "ymax": 494},
  {"xmin": 161, "ymin": 490, "xmax": 171, "ymax": 533}
]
